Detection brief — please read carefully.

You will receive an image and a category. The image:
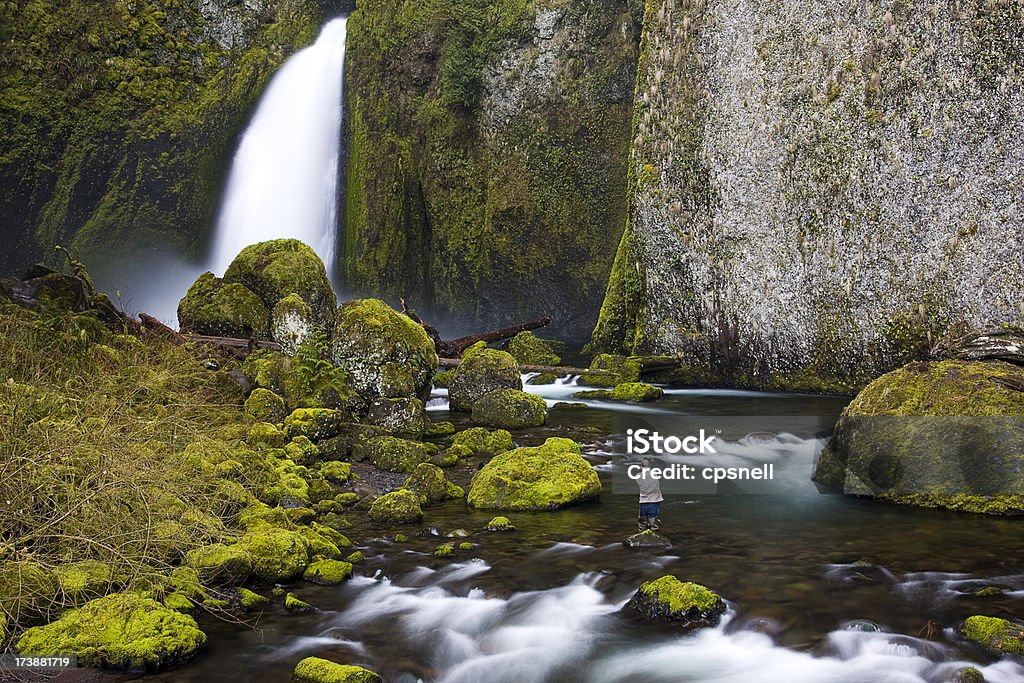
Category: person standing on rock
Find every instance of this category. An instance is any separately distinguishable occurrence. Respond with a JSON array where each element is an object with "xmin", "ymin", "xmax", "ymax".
[{"xmin": 637, "ymin": 458, "xmax": 664, "ymax": 531}]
